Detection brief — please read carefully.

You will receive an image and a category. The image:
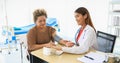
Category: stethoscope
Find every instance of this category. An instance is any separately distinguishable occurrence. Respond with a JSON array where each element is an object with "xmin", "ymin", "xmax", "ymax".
[
  {"xmin": 74, "ymin": 28, "xmax": 80, "ymax": 46},
  {"xmin": 74, "ymin": 28, "xmax": 87, "ymax": 46}
]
